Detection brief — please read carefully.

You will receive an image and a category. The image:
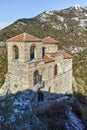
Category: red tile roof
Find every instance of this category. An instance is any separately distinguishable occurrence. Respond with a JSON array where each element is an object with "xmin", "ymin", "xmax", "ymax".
[
  {"xmin": 47, "ymin": 51, "xmax": 73, "ymax": 59},
  {"xmin": 7, "ymin": 33, "xmax": 42, "ymax": 42},
  {"xmin": 61, "ymin": 52, "xmax": 73, "ymax": 59},
  {"xmin": 42, "ymin": 36, "xmax": 59, "ymax": 44},
  {"xmin": 44, "ymin": 55, "xmax": 54, "ymax": 63},
  {"xmin": 47, "ymin": 52, "xmax": 60, "ymax": 57}
]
